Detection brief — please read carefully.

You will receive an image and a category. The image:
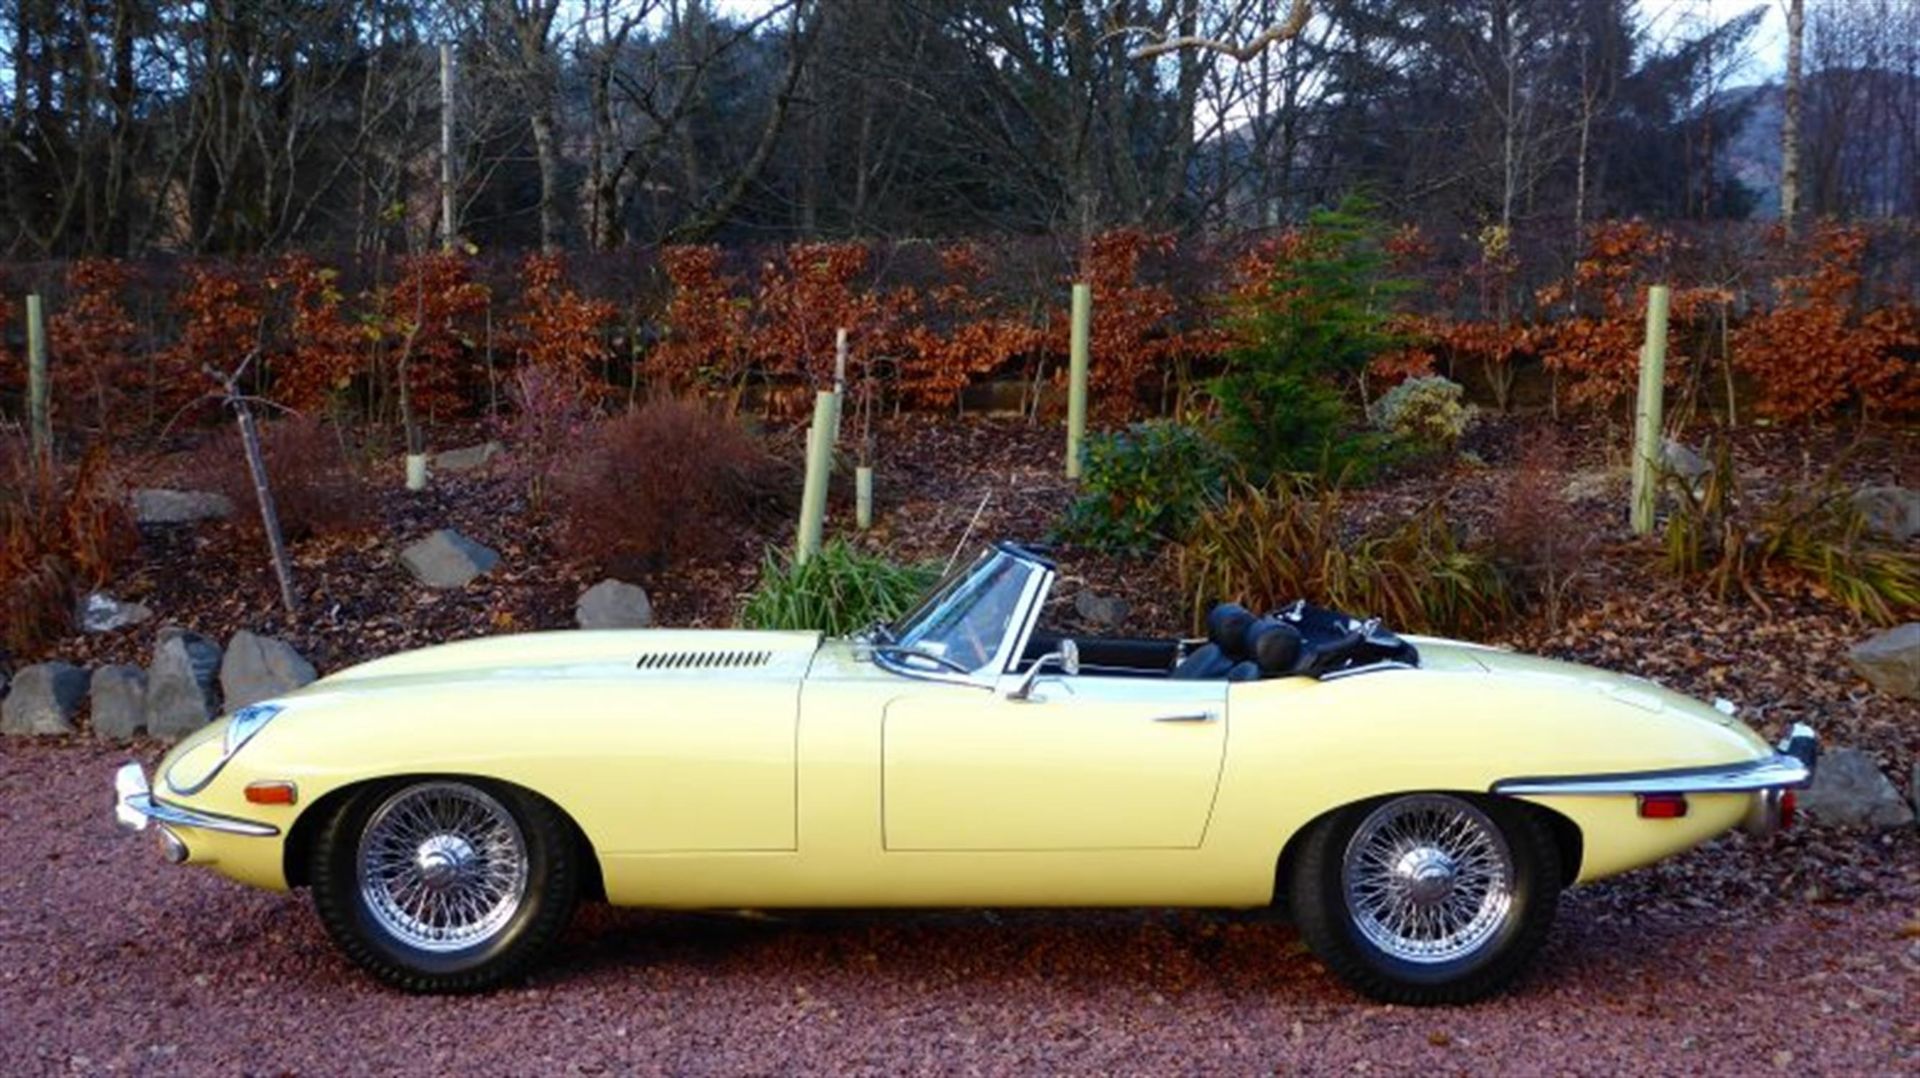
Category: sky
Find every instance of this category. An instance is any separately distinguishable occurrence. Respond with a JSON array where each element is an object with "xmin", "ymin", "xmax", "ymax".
[{"xmin": 1642, "ymin": 0, "xmax": 1788, "ymax": 83}]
